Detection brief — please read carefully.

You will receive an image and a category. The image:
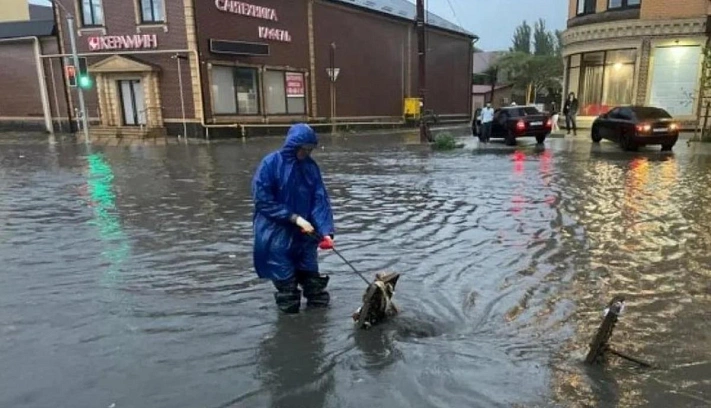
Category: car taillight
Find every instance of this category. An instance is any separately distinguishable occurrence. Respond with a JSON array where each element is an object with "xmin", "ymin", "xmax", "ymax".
[
  {"xmin": 670, "ymin": 123, "xmax": 679, "ymax": 131},
  {"xmin": 546, "ymin": 118, "xmax": 552, "ymax": 127},
  {"xmin": 636, "ymin": 123, "xmax": 651, "ymax": 133},
  {"xmin": 516, "ymin": 120, "xmax": 525, "ymax": 131}
]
